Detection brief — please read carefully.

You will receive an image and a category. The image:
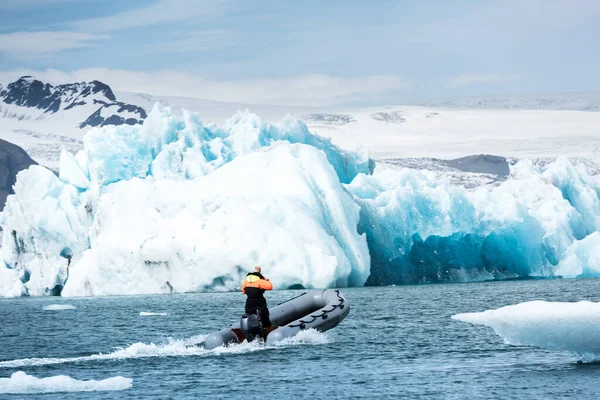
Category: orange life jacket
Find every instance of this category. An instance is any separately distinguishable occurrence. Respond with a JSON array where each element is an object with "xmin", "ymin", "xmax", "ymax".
[{"xmin": 242, "ymin": 272, "xmax": 273, "ymax": 296}]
